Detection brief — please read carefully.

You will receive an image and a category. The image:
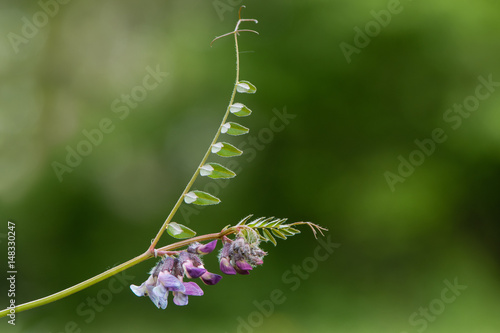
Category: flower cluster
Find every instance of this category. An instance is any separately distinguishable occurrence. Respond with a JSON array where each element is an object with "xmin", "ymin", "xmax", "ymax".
[
  {"xmin": 130, "ymin": 233, "xmax": 267, "ymax": 309},
  {"xmin": 219, "ymin": 232, "xmax": 267, "ymax": 275},
  {"xmin": 130, "ymin": 240, "xmax": 221, "ymax": 309}
]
